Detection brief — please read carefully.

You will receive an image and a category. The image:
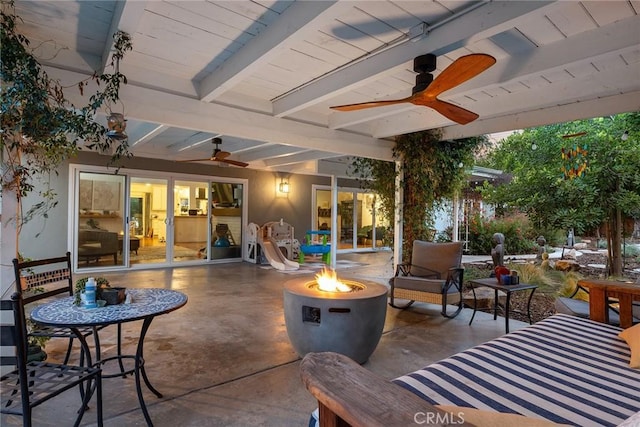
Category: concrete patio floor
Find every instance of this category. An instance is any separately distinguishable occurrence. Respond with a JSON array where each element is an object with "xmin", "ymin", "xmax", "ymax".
[{"xmin": 2, "ymin": 251, "xmax": 527, "ymax": 426}]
